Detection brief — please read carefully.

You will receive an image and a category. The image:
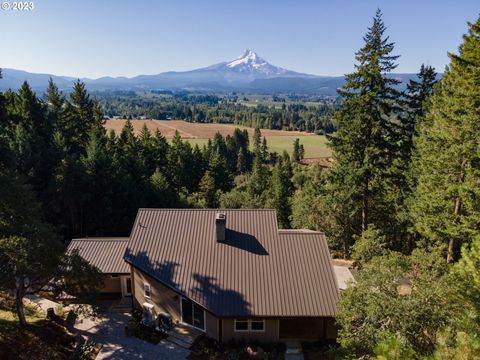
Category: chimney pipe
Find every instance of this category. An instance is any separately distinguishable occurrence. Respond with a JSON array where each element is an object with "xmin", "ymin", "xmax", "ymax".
[{"xmin": 215, "ymin": 213, "xmax": 226, "ymax": 242}]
